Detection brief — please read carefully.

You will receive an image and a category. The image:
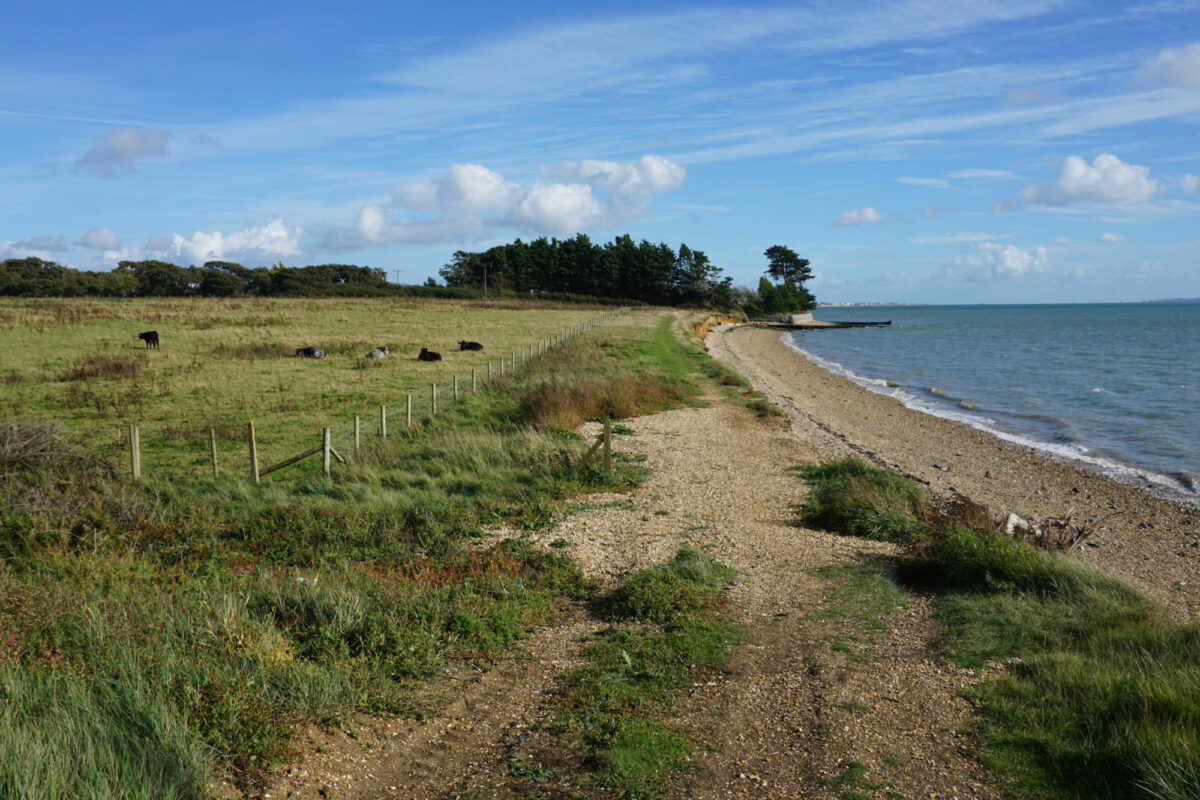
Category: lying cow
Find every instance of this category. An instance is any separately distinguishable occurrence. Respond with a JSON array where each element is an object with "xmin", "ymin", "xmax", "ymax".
[
  {"xmin": 136, "ymin": 330, "xmax": 159, "ymax": 350},
  {"xmin": 417, "ymin": 348, "xmax": 442, "ymax": 362},
  {"xmin": 365, "ymin": 346, "xmax": 389, "ymax": 359},
  {"xmin": 295, "ymin": 347, "xmax": 326, "ymax": 359},
  {"xmin": 458, "ymin": 340, "xmax": 483, "ymax": 351}
]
